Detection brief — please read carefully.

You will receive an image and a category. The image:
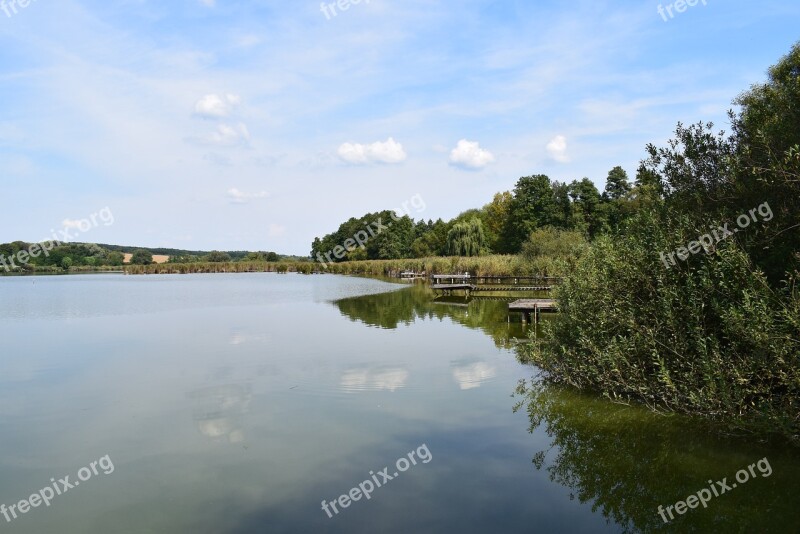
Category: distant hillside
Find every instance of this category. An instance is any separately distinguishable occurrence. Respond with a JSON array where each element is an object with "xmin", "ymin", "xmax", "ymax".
[
  {"xmin": 0, "ymin": 240, "xmax": 301, "ymax": 273},
  {"xmin": 95, "ymin": 244, "xmax": 256, "ymax": 261}
]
